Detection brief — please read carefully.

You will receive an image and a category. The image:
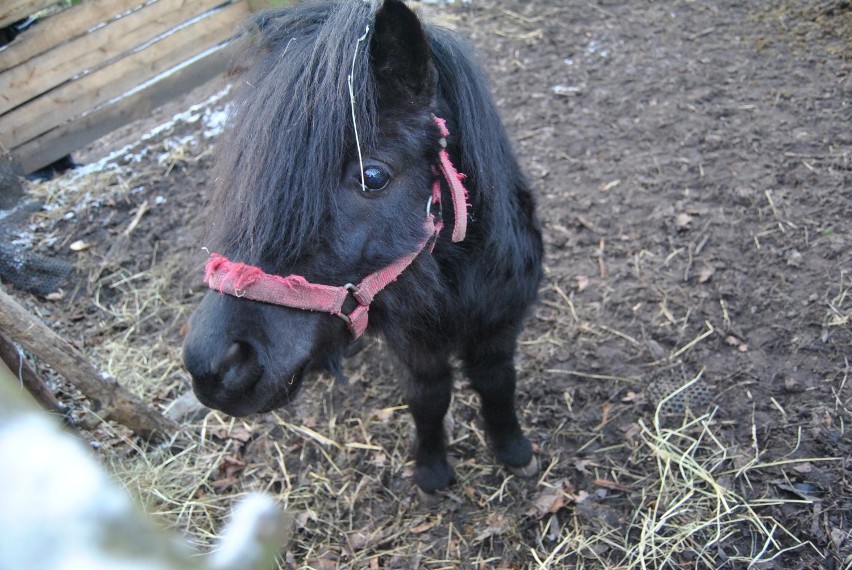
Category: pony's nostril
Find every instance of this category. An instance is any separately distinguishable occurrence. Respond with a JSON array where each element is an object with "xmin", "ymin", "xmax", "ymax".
[
  {"xmin": 212, "ymin": 341, "xmax": 263, "ymax": 392},
  {"xmin": 221, "ymin": 342, "xmax": 242, "ymax": 368}
]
